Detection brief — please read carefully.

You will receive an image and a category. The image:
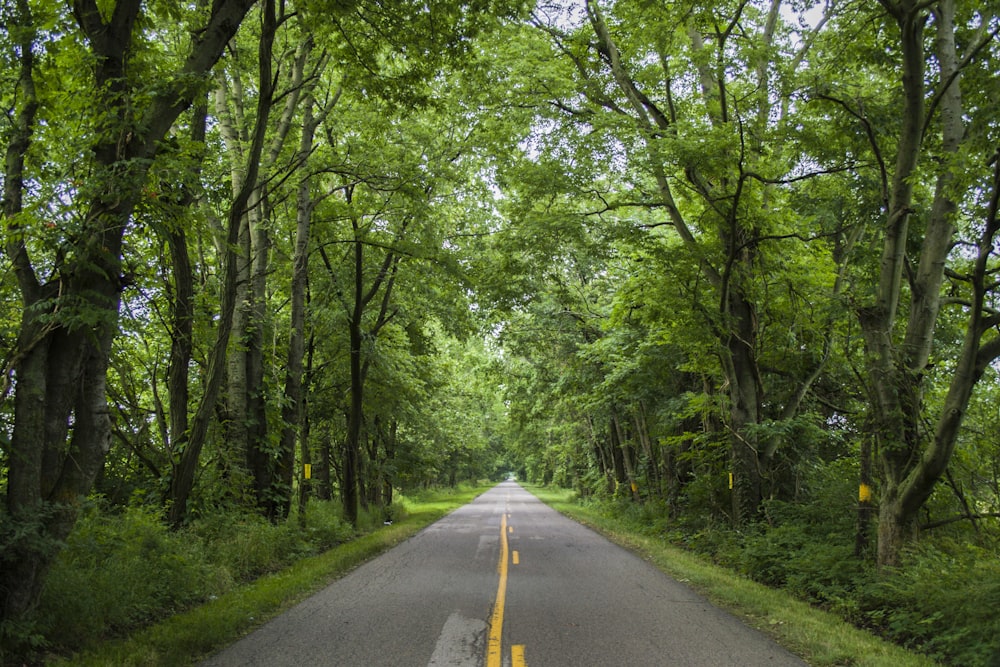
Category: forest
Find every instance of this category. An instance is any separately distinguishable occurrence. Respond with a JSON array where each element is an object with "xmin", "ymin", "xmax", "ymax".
[{"xmin": 1, "ymin": 0, "xmax": 999, "ymax": 664}]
